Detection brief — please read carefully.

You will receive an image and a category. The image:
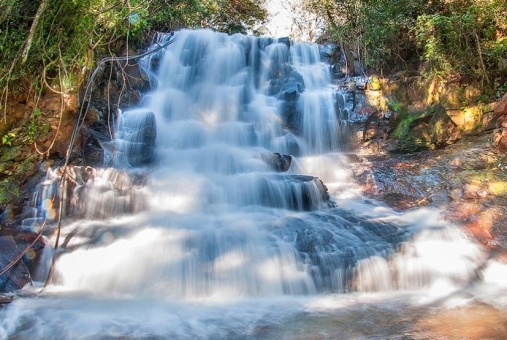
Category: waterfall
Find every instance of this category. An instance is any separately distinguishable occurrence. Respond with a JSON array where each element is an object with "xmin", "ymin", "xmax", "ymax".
[{"xmin": 2, "ymin": 29, "xmax": 506, "ymax": 340}]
